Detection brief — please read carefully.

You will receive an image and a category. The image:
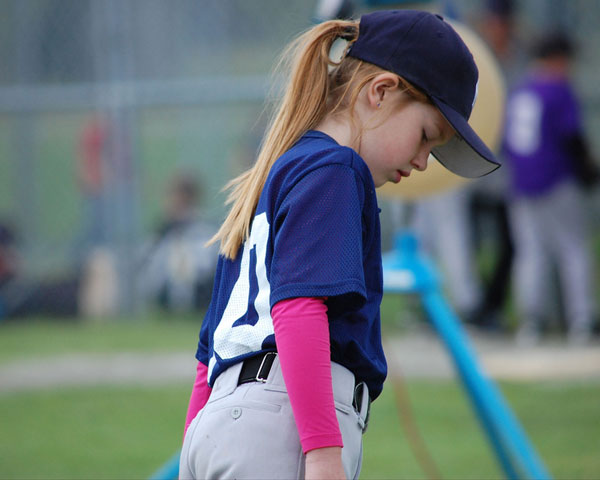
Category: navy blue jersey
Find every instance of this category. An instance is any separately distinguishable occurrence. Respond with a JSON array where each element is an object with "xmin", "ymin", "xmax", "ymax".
[{"xmin": 196, "ymin": 130, "xmax": 387, "ymax": 399}]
